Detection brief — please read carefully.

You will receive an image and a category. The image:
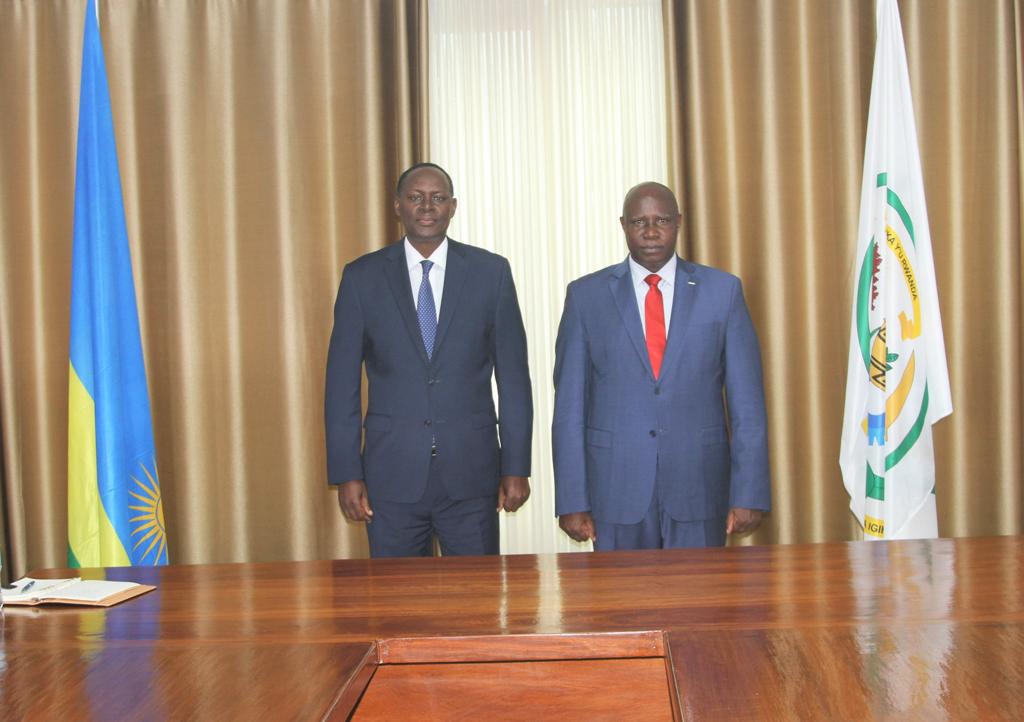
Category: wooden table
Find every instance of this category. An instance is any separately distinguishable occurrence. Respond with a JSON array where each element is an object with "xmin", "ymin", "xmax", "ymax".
[{"xmin": 2, "ymin": 536, "xmax": 1022, "ymax": 720}]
